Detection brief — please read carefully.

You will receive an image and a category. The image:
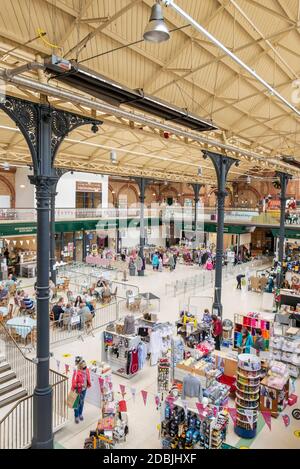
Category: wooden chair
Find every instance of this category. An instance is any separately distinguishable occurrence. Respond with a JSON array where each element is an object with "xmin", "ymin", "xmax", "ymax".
[
  {"xmin": 6, "ymin": 303, "xmax": 13, "ymax": 321},
  {"xmin": 0, "ymin": 297, "xmax": 8, "ymax": 307},
  {"xmin": 9, "ymin": 284, "xmax": 16, "ymax": 297},
  {"xmin": 111, "ymin": 287, "xmax": 118, "ymax": 301}
]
